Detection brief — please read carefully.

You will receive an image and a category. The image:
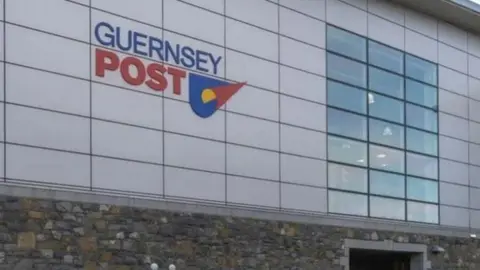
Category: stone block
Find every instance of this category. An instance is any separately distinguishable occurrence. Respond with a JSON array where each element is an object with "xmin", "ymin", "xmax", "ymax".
[
  {"xmin": 78, "ymin": 237, "xmax": 97, "ymax": 252},
  {"xmin": 17, "ymin": 232, "xmax": 36, "ymax": 249},
  {"xmin": 28, "ymin": 211, "xmax": 44, "ymax": 219}
]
